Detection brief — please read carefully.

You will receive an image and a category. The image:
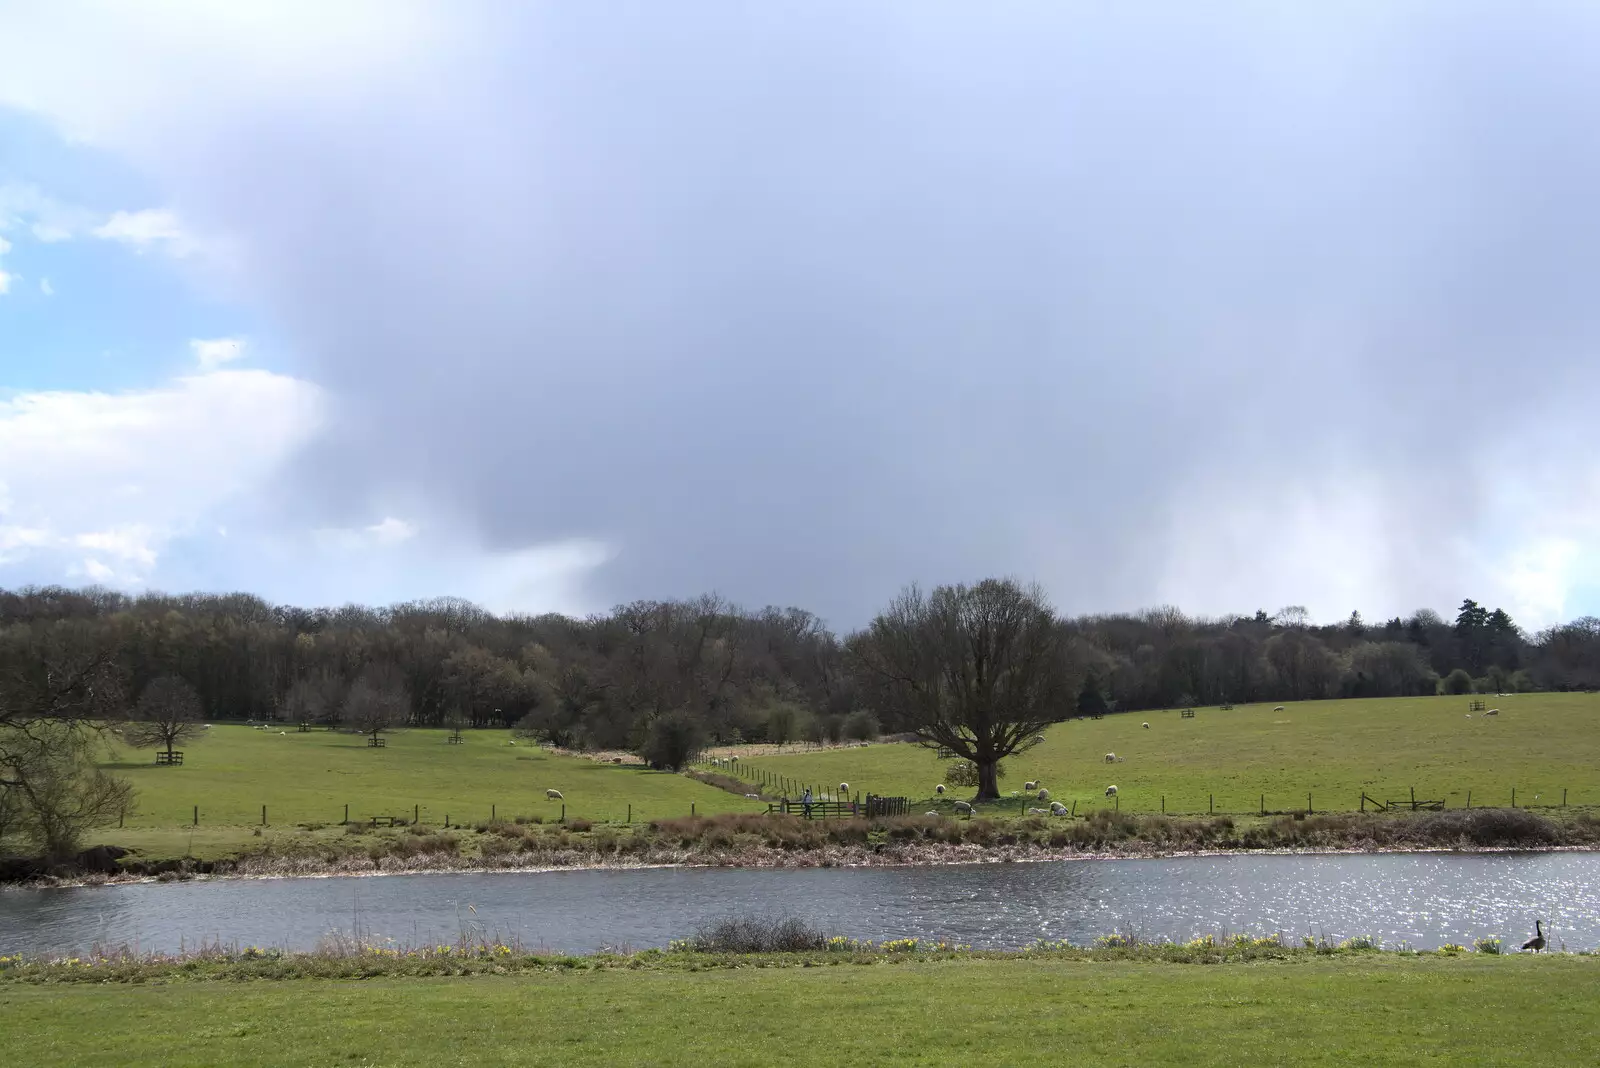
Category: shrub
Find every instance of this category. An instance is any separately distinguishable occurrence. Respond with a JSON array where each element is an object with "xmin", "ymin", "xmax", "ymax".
[
  {"xmin": 842, "ymin": 710, "xmax": 879, "ymax": 742},
  {"xmin": 1474, "ymin": 936, "xmax": 1503, "ymax": 955},
  {"xmin": 1442, "ymin": 668, "xmax": 1474, "ymax": 695},
  {"xmin": 687, "ymin": 914, "xmax": 832, "ymax": 953},
  {"xmin": 639, "ymin": 712, "xmax": 705, "ymax": 771},
  {"xmin": 946, "ymin": 760, "xmax": 1006, "ymax": 788},
  {"xmin": 566, "ymin": 818, "xmax": 592, "ymax": 832}
]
